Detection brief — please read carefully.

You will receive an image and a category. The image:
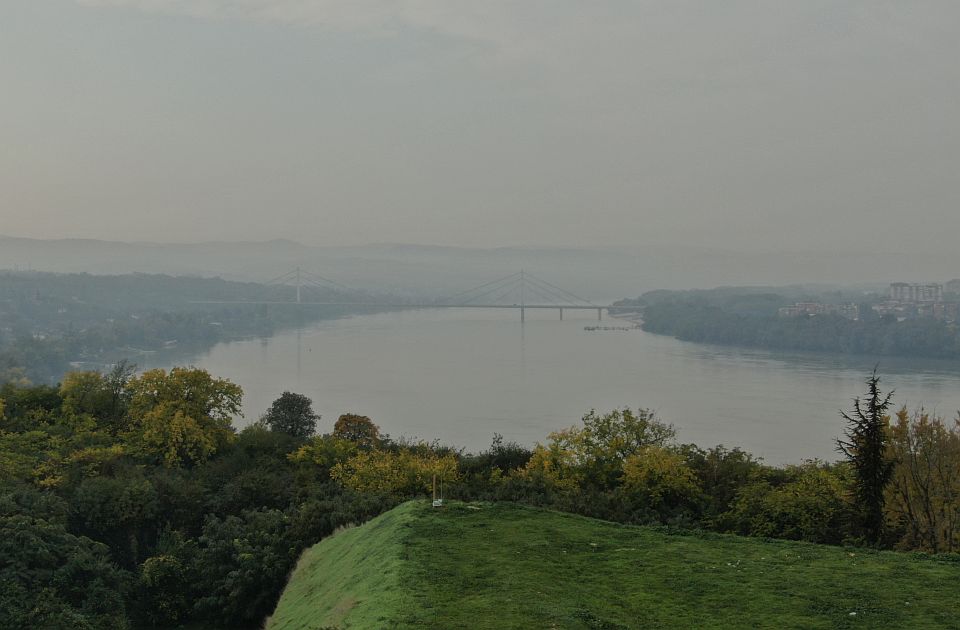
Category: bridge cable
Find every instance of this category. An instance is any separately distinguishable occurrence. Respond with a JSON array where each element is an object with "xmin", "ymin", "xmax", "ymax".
[
  {"xmin": 520, "ymin": 277, "xmax": 572, "ymax": 305},
  {"xmin": 300, "ymin": 276, "xmax": 352, "ymax": 295},
  {"xmin": 522, "ymin": 282, "xmax": 567, "ymax": 306},
  {"xmin": 451, "ymin": 276, "xmax": 524, "ymax": 306},
  {"xmin": 486, "ymin": 277, "xmax": 526, "ymax": 304},
  {"xmin": 262, "ymin": 269, "xmax": 300, "ymax": 286},
  {"xmin": 299, "ymin": 269, "xmax": 355, "ymax": 291},
  {"xmin": 523, "ymin": 272, "xmax": 595, "ymax": 306},
  {"xmin": 435, "ymin": 272, "xmax": 521, "ymax": 304}
]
